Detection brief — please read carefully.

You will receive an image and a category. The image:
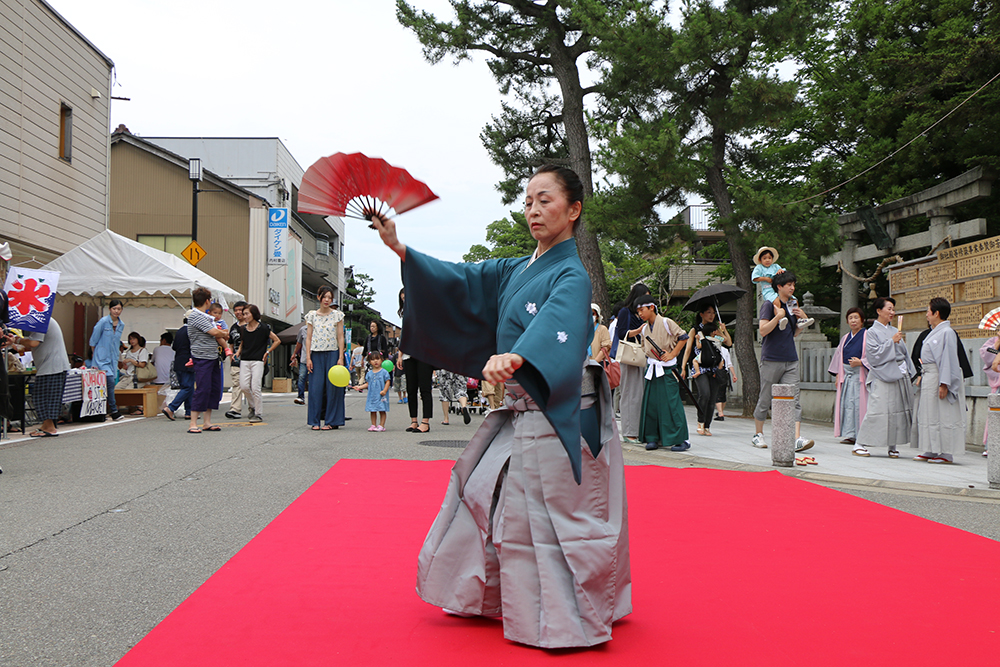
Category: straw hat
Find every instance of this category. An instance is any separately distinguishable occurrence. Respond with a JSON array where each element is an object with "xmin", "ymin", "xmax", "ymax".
[
  {"xmin": 753, "ymin": 246, "xmax": 779, "ymax": 265},
  {"xmin": 591, "ymin": 303, "xmax": 602, "ymax": 321}
]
